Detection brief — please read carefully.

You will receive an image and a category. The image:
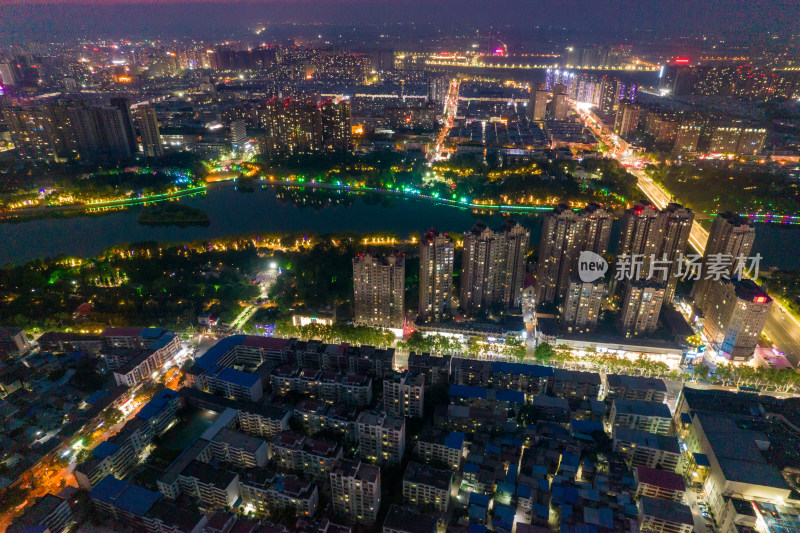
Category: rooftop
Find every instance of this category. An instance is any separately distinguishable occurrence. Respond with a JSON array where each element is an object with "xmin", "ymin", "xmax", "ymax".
[
  {"xmin": 215, "ymin": 427, "xmax": 266, "ymax": 453},
  {"xmin": 612, "ymin": 399, "xmax": 671, "ymax": 418},
  {"xmin": 8, "ymin": 494, "xmax": 66, "ymax": 532},
  {"xmin": 403, "ymin": 461, "xmax": 452, "ymax": 491},
  {"xmin": 613, "ymin": 427, "xmax": 680, "ymax": 454},
  {"xmin": 639, "ymin": 496, "xmax": 694, "ymax": 525},
  {"xmin": 606, "ymin": 374, "xmax": 667, "ymax": 392},
  {"xmin": 91, "ymin": 475, "xmax": 162, "ymax": 517},
  {"xmin": 635, "ymin": 466, "xmax": 685, "ymax": 492},
  {"xmin": 382, "ymin": 505, "xmax": 437, "ymax": 533}
]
